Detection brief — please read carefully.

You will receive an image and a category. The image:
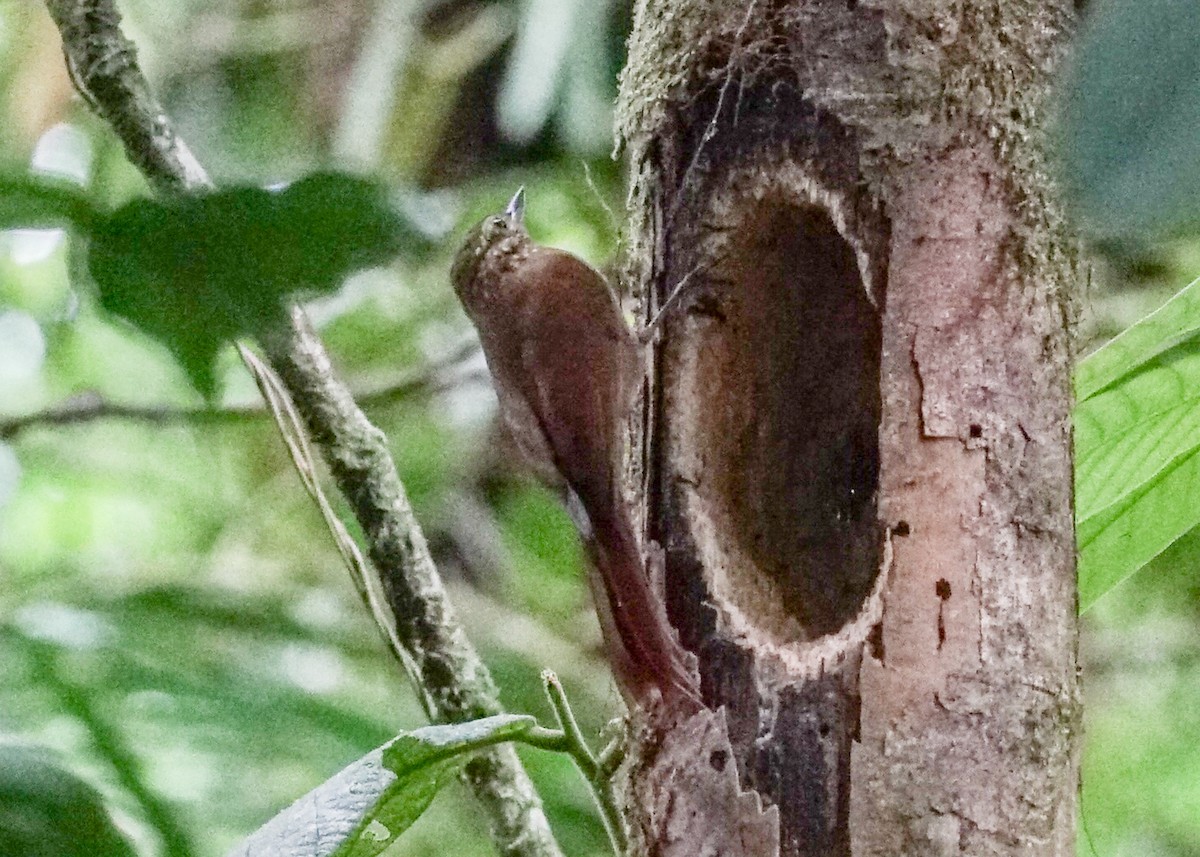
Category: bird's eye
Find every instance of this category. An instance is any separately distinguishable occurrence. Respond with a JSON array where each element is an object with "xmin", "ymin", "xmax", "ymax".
[{"xmin": 480, "ymin": 216, "xmax": 506, "ymax": 241}]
